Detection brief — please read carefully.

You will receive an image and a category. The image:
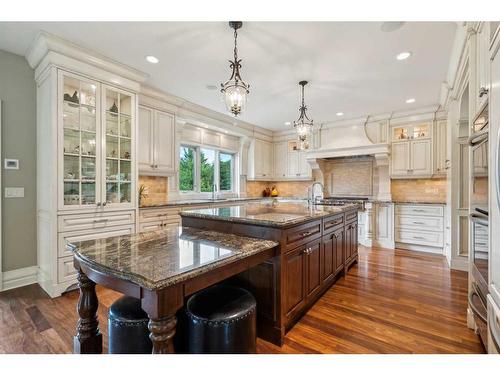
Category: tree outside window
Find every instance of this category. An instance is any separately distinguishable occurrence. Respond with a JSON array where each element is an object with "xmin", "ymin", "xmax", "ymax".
[
  {"xmin": 179, "ymin": 146, "xmax": 195, "ymax": 191},
  {"xmin": 219, "ymin": 152, "xmax": 232, "ymax": 191},
  {"xmin": 200, "ymin": 148, "xmax": 215, "ymax": 192}
]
